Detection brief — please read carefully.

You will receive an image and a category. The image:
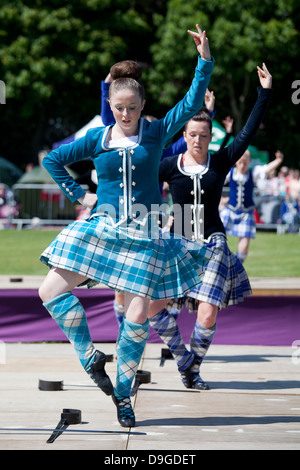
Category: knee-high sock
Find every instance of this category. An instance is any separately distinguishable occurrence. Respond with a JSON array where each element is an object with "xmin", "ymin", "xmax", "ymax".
[
  {"xmin": 113, "ymin": 300, "xmax": 125, "ymax": 325},
  {"xmin": 149, "ymin": 309, "xmax": 194, "ymax": 371},
  {"xmin": 190, "ymin": 321, "xmax": 216, "ymax": 375},
  {"xmin": 43, "ymin": 292, "xmax": 96, "ymax": 371},
  {"xmin": 236, "ymin": 251, "xmax": 247, "ymax": 264},
  {"xmin": 114, "ymin": 318, "xmax": 149, "ymax": 399}
]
